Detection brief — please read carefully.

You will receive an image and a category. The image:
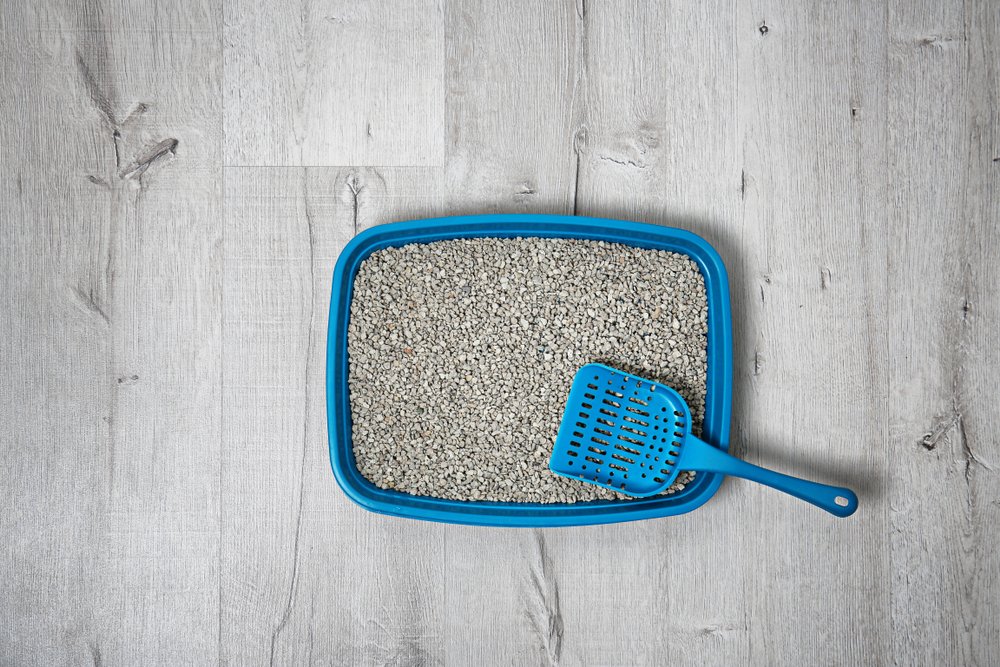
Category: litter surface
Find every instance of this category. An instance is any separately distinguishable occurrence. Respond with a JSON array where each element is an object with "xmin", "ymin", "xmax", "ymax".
[{"xmin": 347, "ymin": 236, "xmax": 708, "ymax": 503}]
